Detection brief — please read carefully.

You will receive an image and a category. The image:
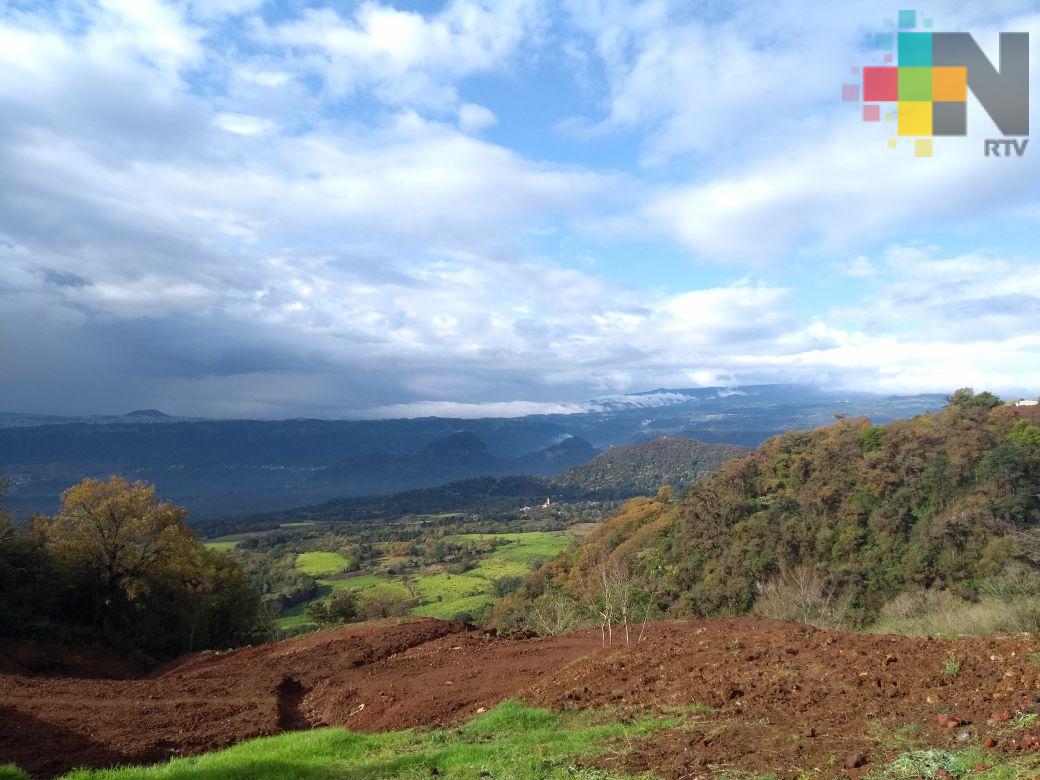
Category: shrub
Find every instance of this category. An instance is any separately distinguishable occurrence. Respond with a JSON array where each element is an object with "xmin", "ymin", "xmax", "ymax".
[
  {"xmin": 305, "ymin": 590, "xmax": 360, "ymax": 626},
  {"xmin": 753, "ymin": 566, "xmax": 849, "ymax": 629}
]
